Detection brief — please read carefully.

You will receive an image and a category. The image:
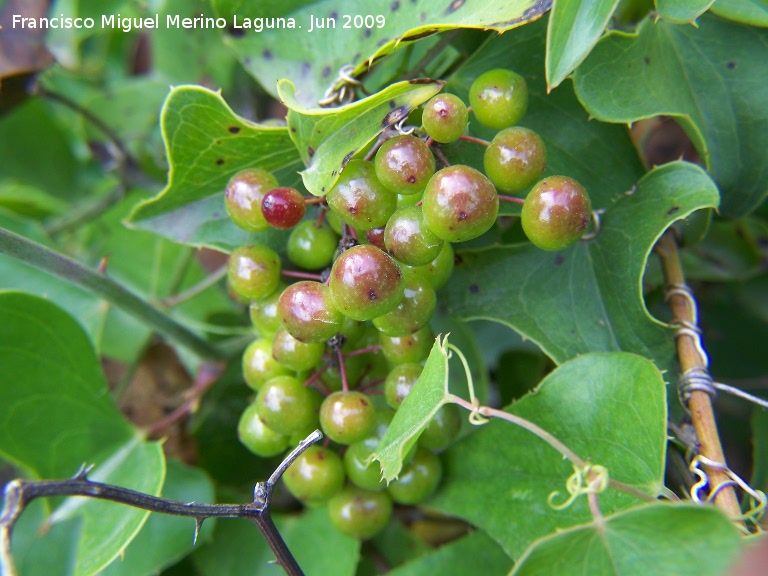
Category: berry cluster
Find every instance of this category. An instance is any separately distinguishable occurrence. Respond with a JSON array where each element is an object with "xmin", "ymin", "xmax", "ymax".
[{"xmin": 226, "ymin": 68, "xmax": 592, "ymax": 540}]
